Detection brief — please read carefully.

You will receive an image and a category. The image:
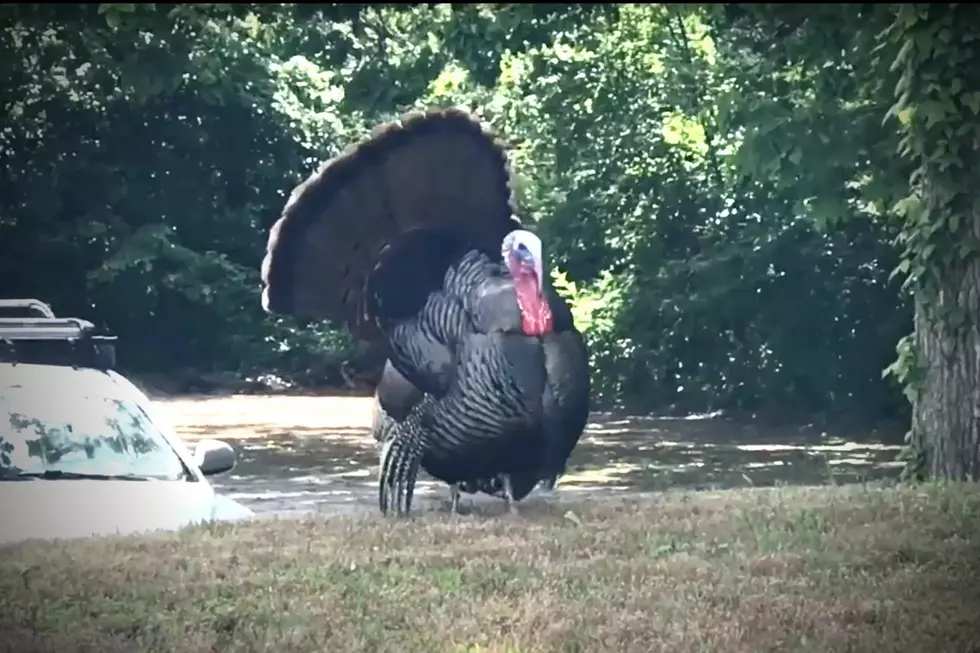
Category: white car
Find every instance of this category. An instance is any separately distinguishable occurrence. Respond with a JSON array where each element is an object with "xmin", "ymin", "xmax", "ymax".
[{"xmin": 0, "ymin": 300, "xmax": 254, "ymax": 545}]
